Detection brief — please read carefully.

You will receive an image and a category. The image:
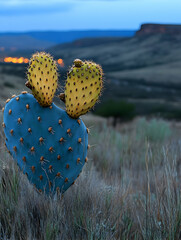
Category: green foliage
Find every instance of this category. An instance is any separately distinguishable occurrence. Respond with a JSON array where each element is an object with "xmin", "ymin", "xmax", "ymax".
[
  {"xmin": 136, "ymin": 118, "xmax": 171, "ymax": 142},
  {"xmin": 95, "ymin": 100, "xmax": 135, "ymax": 119},
  {"xmin": 3, "ymin": 82, "xmax": 15, "ymax": 89}
]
